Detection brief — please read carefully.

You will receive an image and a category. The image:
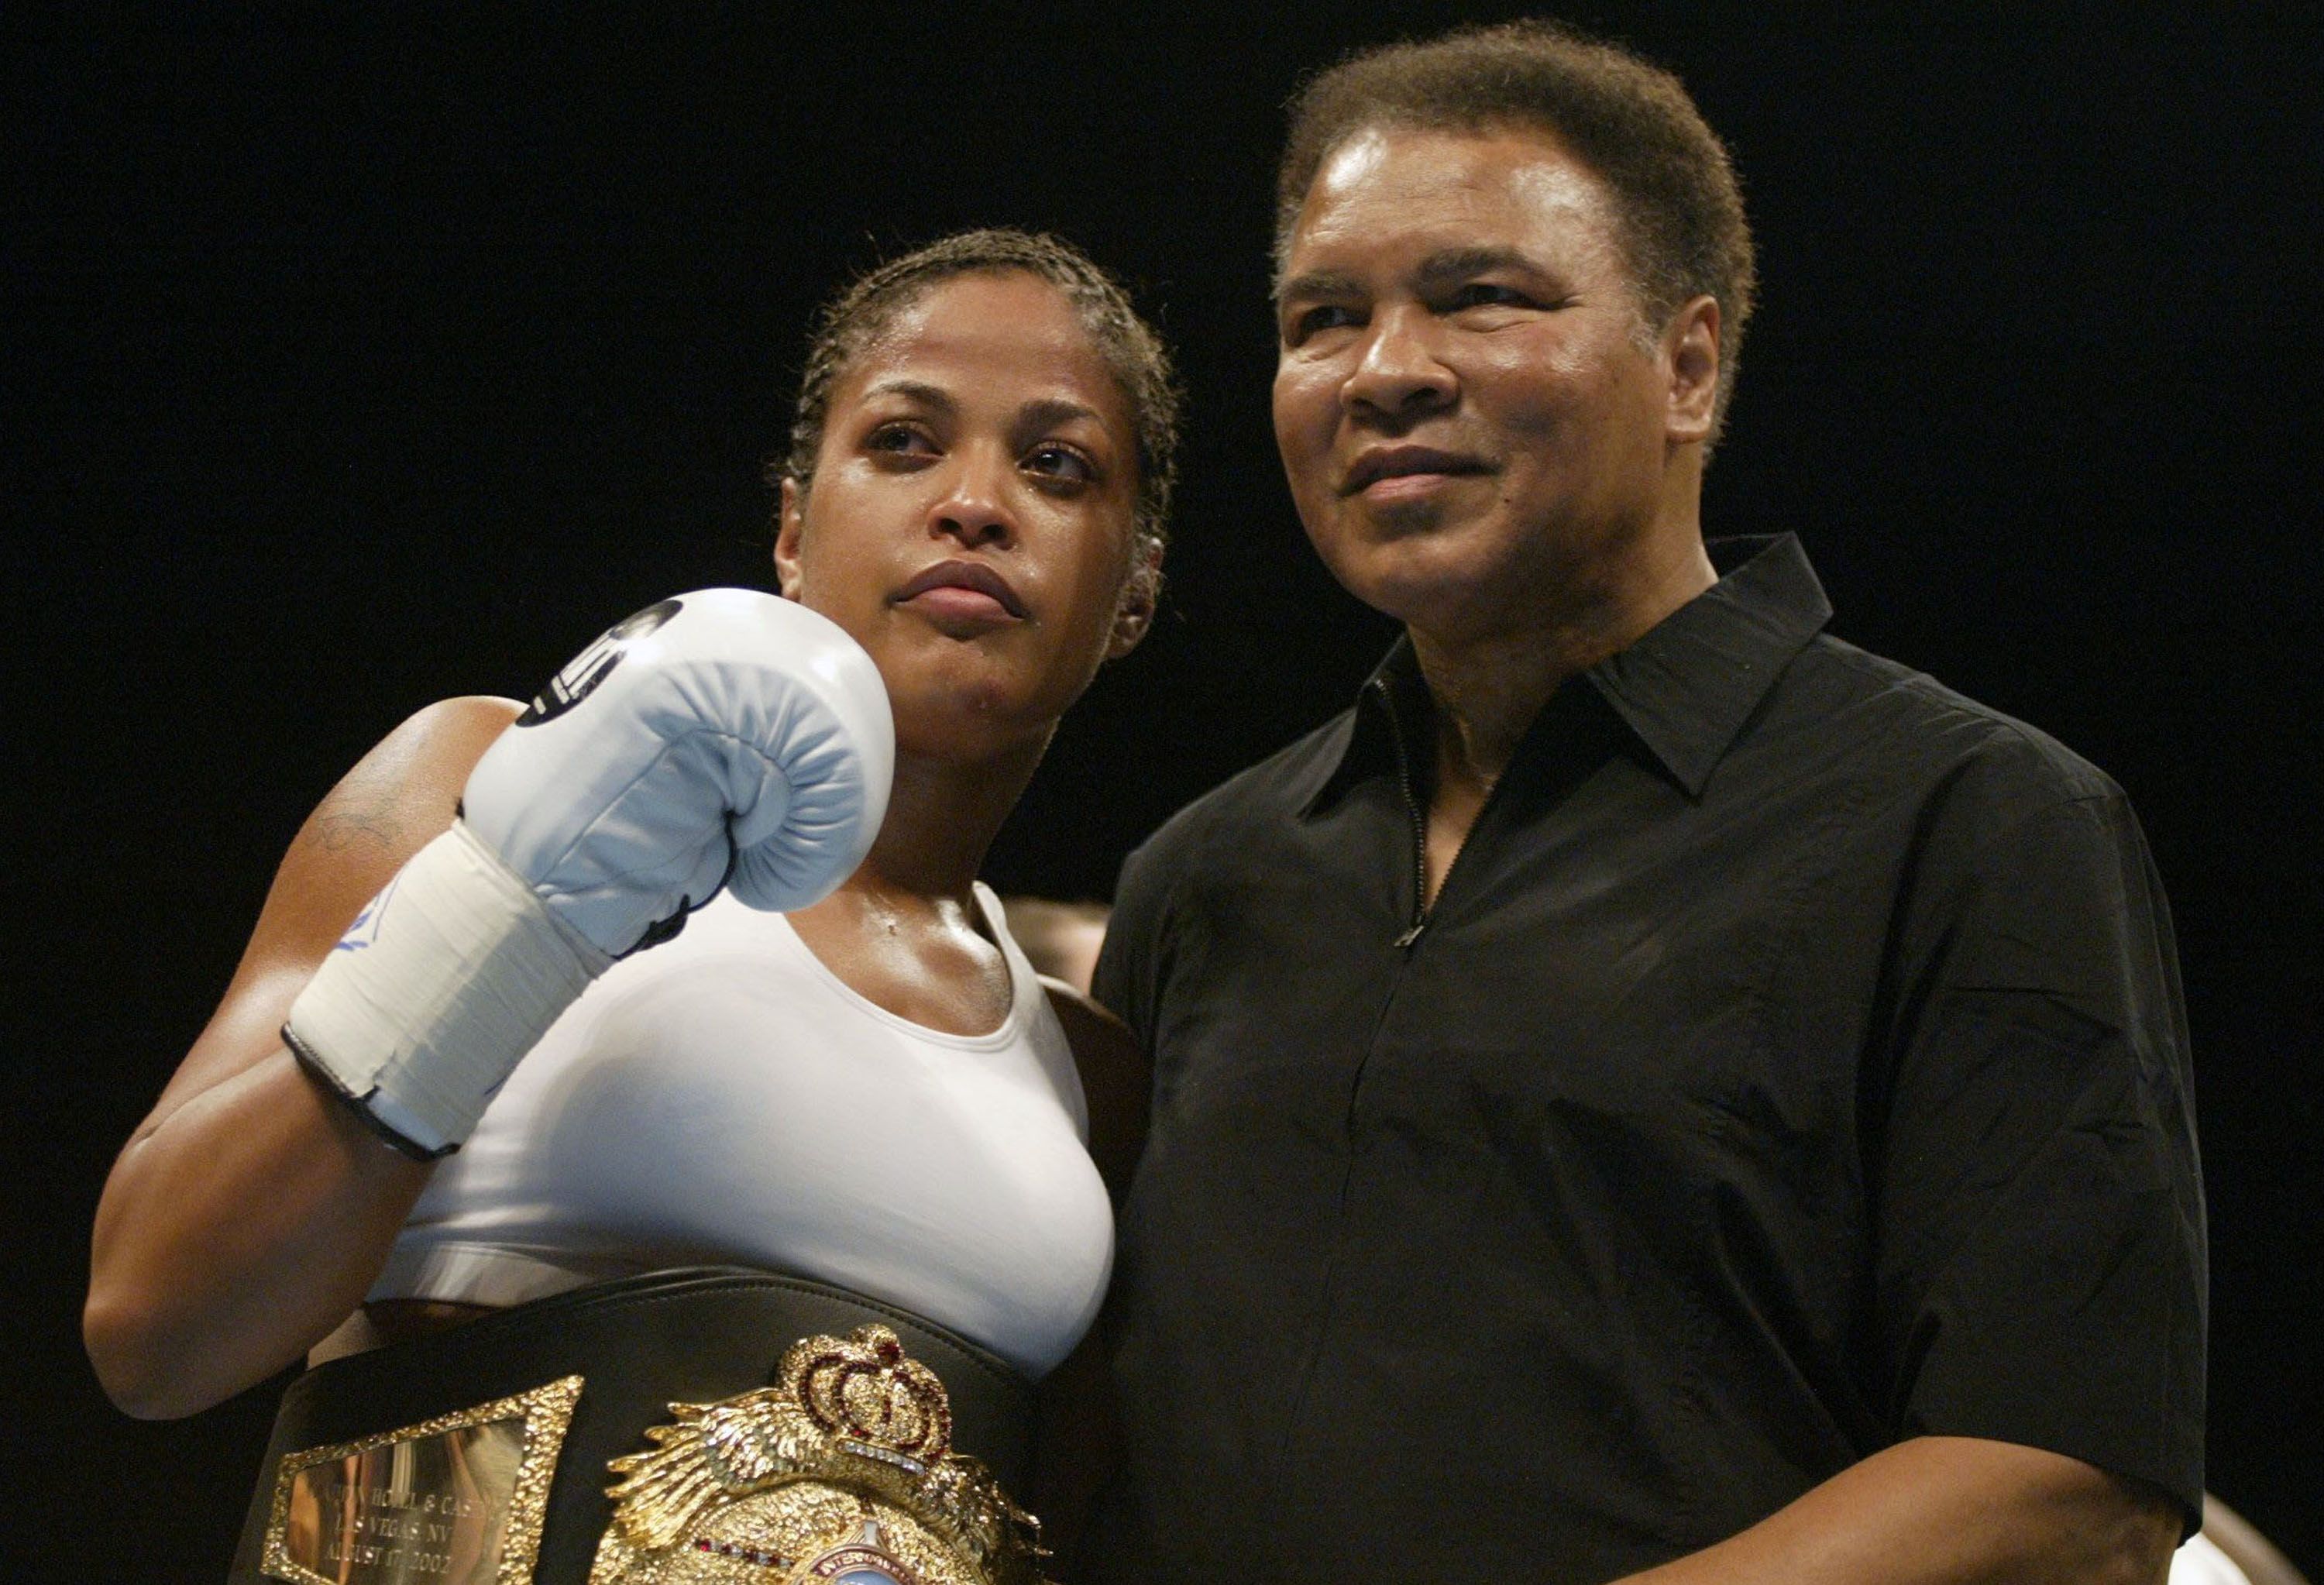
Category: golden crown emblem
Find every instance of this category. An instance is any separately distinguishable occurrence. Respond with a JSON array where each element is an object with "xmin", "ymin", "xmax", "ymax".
[
  {"xmin": 588, "ymin": 1325, "xmax": 1046, "ymax": 1585},
  {"xmin": 788, "ymin": 1325, "xmax": 953, "ymax": 1463}
]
